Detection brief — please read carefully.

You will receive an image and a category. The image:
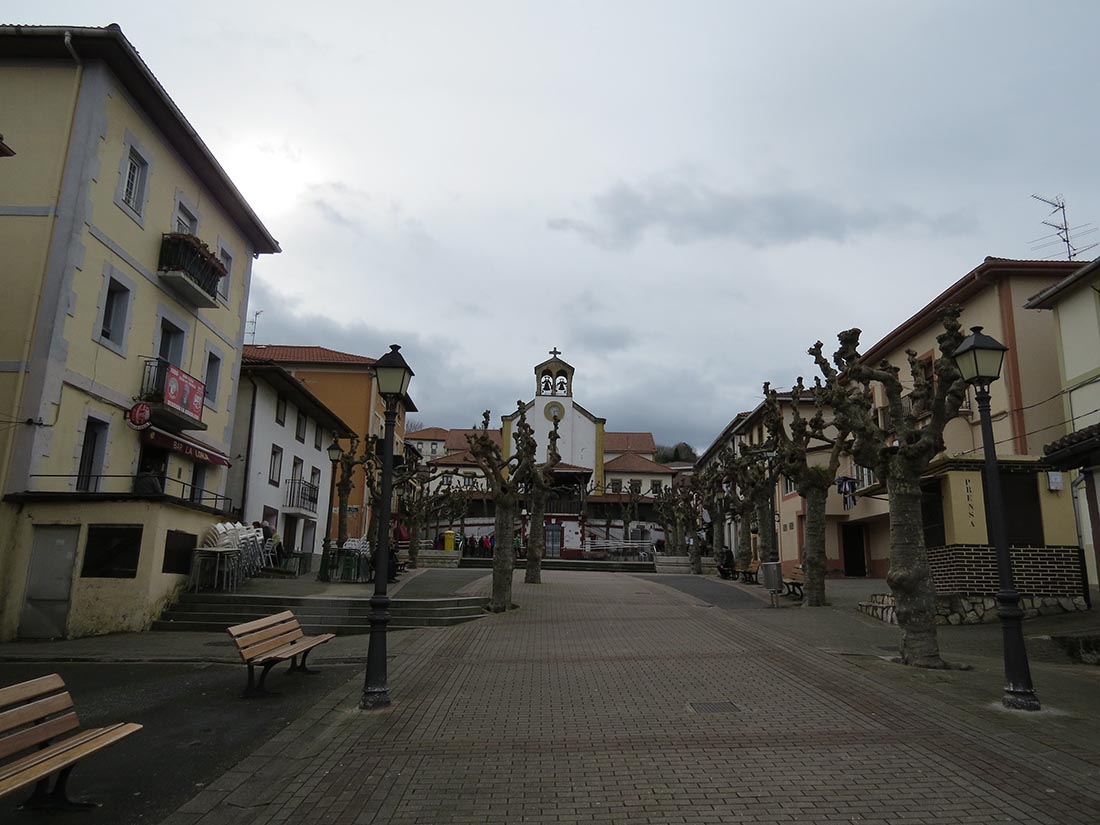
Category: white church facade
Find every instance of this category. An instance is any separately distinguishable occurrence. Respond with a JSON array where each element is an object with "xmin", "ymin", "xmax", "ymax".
[{"xmin": 411, "ymin": 351, "xmax": 680, "ymax": 557}]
